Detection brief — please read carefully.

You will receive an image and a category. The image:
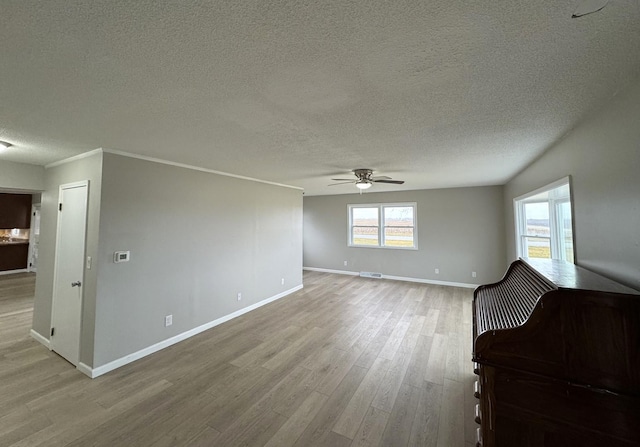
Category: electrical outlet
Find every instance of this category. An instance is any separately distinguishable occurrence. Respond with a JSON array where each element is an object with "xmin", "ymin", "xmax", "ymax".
[
  {"xmin": 237, "ymin": 292, "xmax": 242, "ymax": 301},
  {"xmin": 165, "ymin": 315, "xmax": 172, "ymax": 327},
  {"xmin": 344, "ymin": 260, "xmax": 348, "ymax": 266},
  {"xmin": 281, "ymin": 278, "xmax": 285, "ymax": 285},
  {"xmin": 435, "ymin": 268, "xmax": 439, "ymax": 274},
  {"xmin": 472, "ymin": 271, "xmax": 477, "ymax": 278}
]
